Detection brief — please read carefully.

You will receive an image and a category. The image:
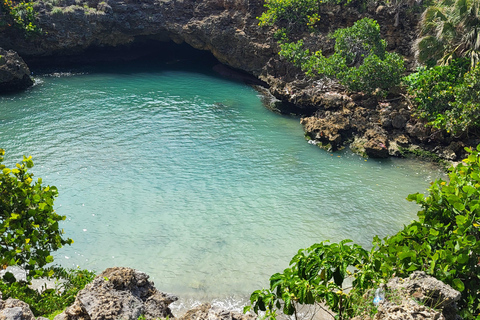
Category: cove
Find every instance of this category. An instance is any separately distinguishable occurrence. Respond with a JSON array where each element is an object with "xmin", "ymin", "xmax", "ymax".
[{"xmin": 0, "ymin": 55, "xmax": 443, "ymax": 310}]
